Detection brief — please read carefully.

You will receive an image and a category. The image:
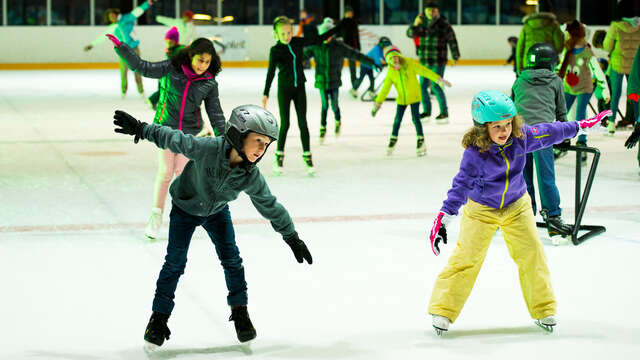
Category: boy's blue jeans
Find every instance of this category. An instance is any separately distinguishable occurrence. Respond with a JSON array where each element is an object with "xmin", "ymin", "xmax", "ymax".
[
  {"xmin": 523, "ymin": 147, "xmax": 562, "ymax": 217},
  {"xmin": 419, "ymin": 63, "xmax": 447, "ymax": 116},
  {"xmin": 152, "ymin": 203, "xmax": 247, "ymax": 315},
  {"xmin": 564, "ymin": 92, "xmax": 592, "ymax": 143}
]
